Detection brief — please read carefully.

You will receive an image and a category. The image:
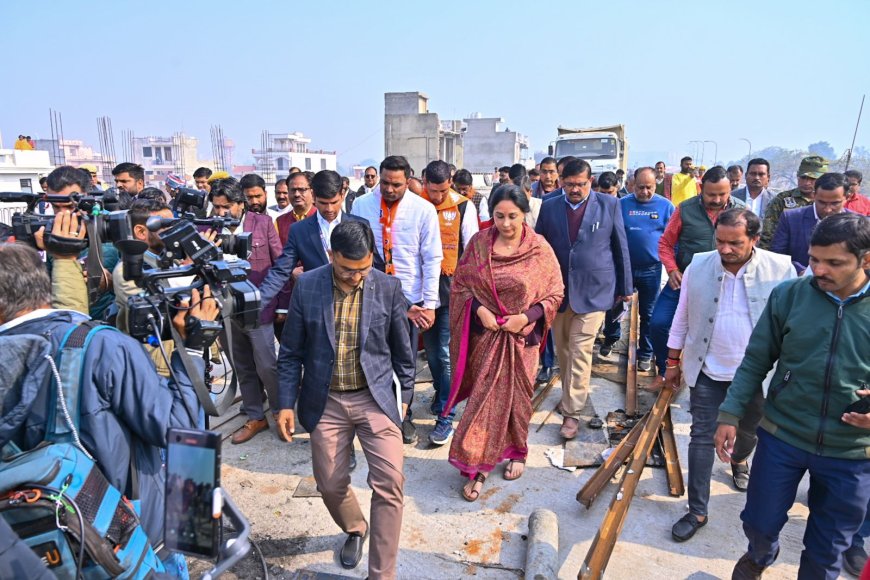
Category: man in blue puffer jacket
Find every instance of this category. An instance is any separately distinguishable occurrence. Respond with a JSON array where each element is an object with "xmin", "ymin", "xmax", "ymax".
[{"xmin": 0, "ymin": 242, "xmax": 218, "ymax": 576}]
